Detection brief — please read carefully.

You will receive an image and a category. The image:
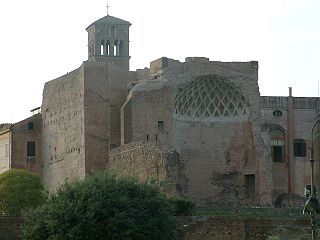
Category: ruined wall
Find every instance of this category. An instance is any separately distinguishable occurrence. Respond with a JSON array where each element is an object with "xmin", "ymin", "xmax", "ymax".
[
  {"xmin": 108, "ymin": 64, "xmax": 135, "ymax": 149},
  {"xmin": 41, "ymin": 61, "xmax": 132, "ymax": 190},
  {"xmin": 169, "ymin": 61, "xmax": 270, "ymax": 205},
  {"xmin": 122, "ymin": 82, "xmax": 173, "ymax": 146},
  {"xmin": 122, "ymin": 59, "xmax": 272, "ymax": 206},
  {"xmin": 0, "ymin": 130, "xmax": 10, "ymax": 174},
  {"xmin": 174, "ymin": 121, "xmax": 258, "ymax": 206},
  {"xmin": 42, "ymin": 66, "xmax": 86, "ymax": 190},
  {"xmin": 11, "ymin": 114, "xmax": 42, "ymax": 176},
  {"xmin": 109, "ymin": 142, "xmax": 178, "ymax": 195},
  {"xmin": 83, "ymin": 62, "xmax": 110, "ymax": 174}
]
